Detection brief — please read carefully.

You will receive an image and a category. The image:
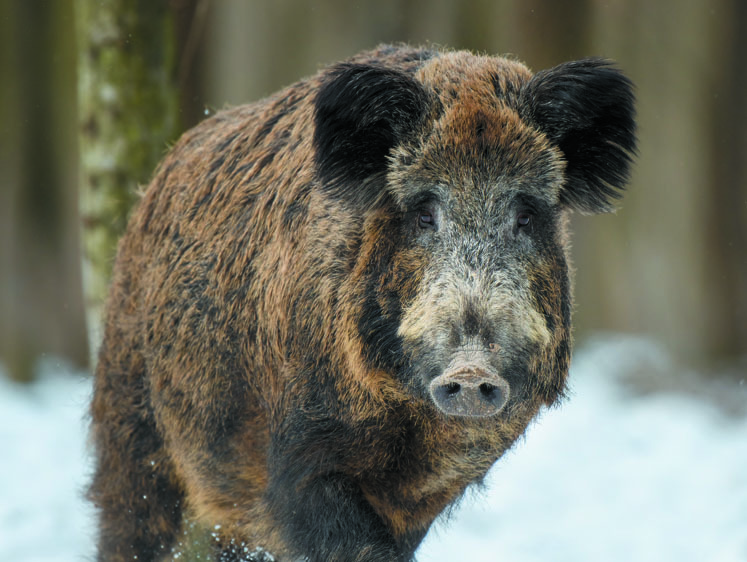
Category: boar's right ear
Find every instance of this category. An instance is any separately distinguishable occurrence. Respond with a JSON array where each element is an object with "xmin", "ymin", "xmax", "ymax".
[
  {"xmin": 520, "ymin": 58, "xmax": 637, "ymax": 214},
  {"xmin": 314, "ymin": 63, "xmax": 430, "ymax": 205}
]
